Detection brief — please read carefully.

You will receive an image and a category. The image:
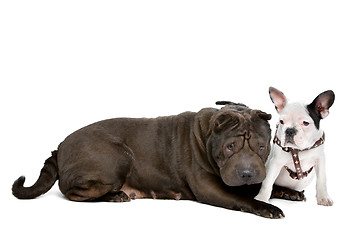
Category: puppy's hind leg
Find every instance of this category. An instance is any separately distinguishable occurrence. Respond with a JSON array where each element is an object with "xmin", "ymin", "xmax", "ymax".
[{"xmin": 271, "ymin": 185, "xmax": 306, "ymax": 201}]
